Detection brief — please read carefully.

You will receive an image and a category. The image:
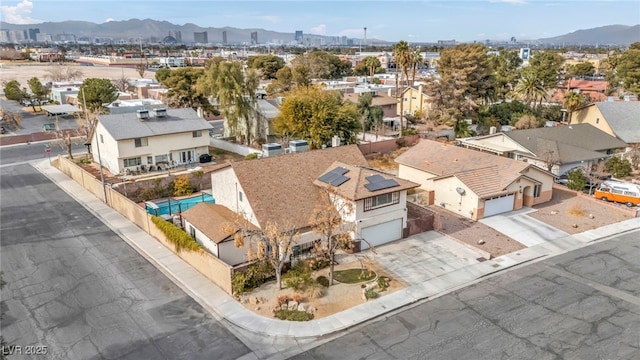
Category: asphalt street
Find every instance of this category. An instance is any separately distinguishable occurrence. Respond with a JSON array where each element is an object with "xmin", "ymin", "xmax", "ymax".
[
  {"xmin": 0, "ymin": 164, "xmax": 250, "ymax": 359},
  {"xmin": 0, "ymin": 142, "xmax": 86, "ymax": 167},
  {"xmin": 292, "ymin": 230, "xmax": 640, "ymax": 360}
]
